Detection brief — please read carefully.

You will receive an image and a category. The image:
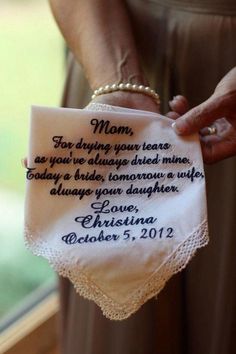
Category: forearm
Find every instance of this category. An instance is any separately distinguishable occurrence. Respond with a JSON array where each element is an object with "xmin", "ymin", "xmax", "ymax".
[{"xmin": 49, "ymin": 0, "xmax": 147, "ymax": 89}]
